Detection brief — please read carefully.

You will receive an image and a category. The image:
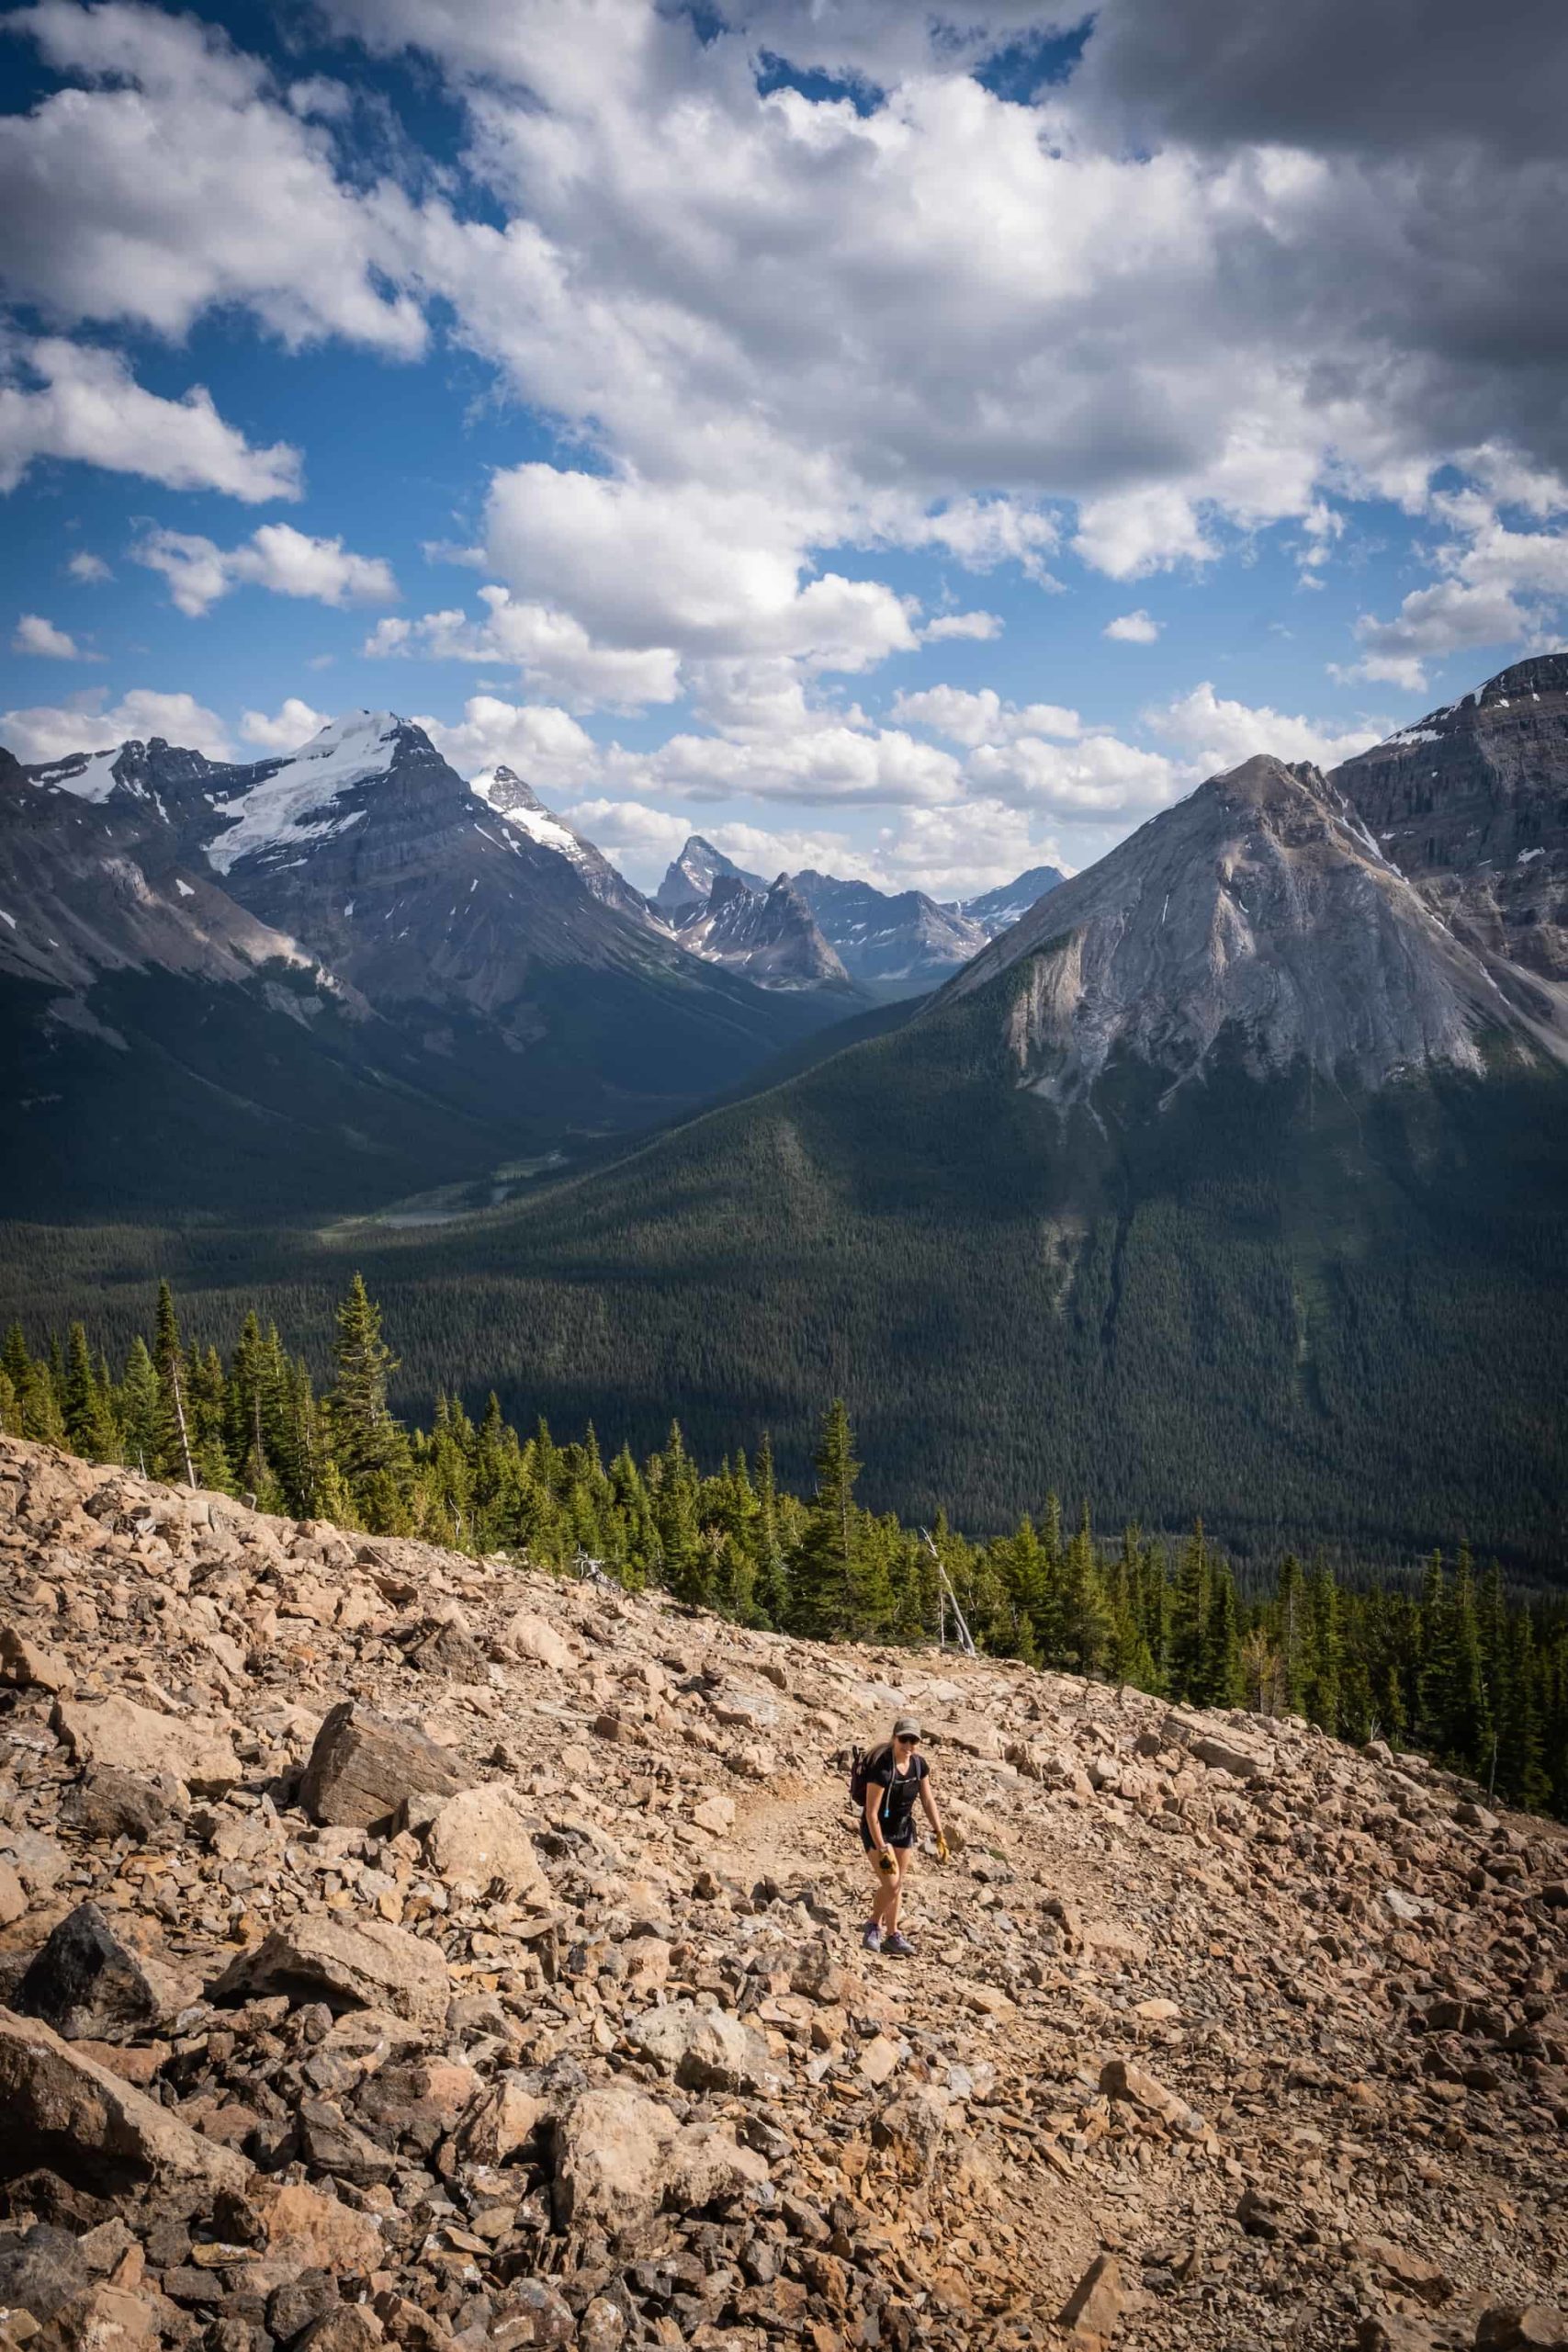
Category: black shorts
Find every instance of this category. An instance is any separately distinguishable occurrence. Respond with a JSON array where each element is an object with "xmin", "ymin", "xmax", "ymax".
[{"xmin": 861, "ymin": 1820, "xmax": 916, "ymax": 1852}]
